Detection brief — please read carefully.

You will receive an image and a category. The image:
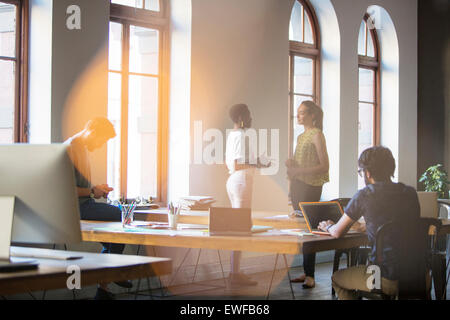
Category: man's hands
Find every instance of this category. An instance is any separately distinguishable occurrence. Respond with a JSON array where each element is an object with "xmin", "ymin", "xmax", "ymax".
[
  {"xmin": 318, "ymin": 220, "xmax": 335, "ymax": 232},
  {"xmin": 92, "ymin": 184, "xmax": 114, "ymax": 199}
]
